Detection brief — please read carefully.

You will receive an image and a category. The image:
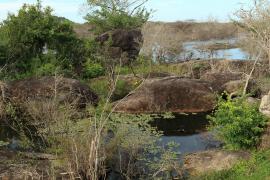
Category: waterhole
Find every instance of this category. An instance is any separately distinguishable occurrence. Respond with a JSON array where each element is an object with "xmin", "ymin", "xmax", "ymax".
[{"xmin": 150, "ymin": 113, "xmax": 221, "ymax": 155}]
